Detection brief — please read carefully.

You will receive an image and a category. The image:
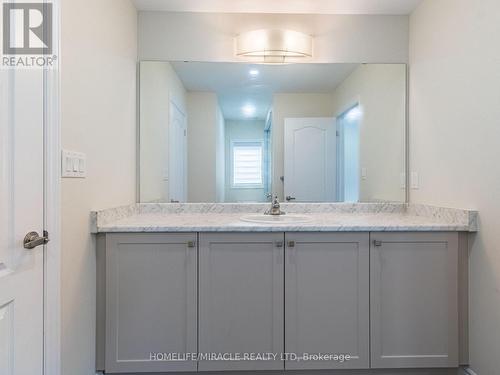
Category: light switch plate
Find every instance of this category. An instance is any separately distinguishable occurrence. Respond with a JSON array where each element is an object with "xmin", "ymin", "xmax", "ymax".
[
  {"xmin": 62, "ymin": 150, "xmax": 86, "ymax": 178},
  {"xmin": 361, "ymin": 167, "xmax": 367, "ymax": 180}
]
